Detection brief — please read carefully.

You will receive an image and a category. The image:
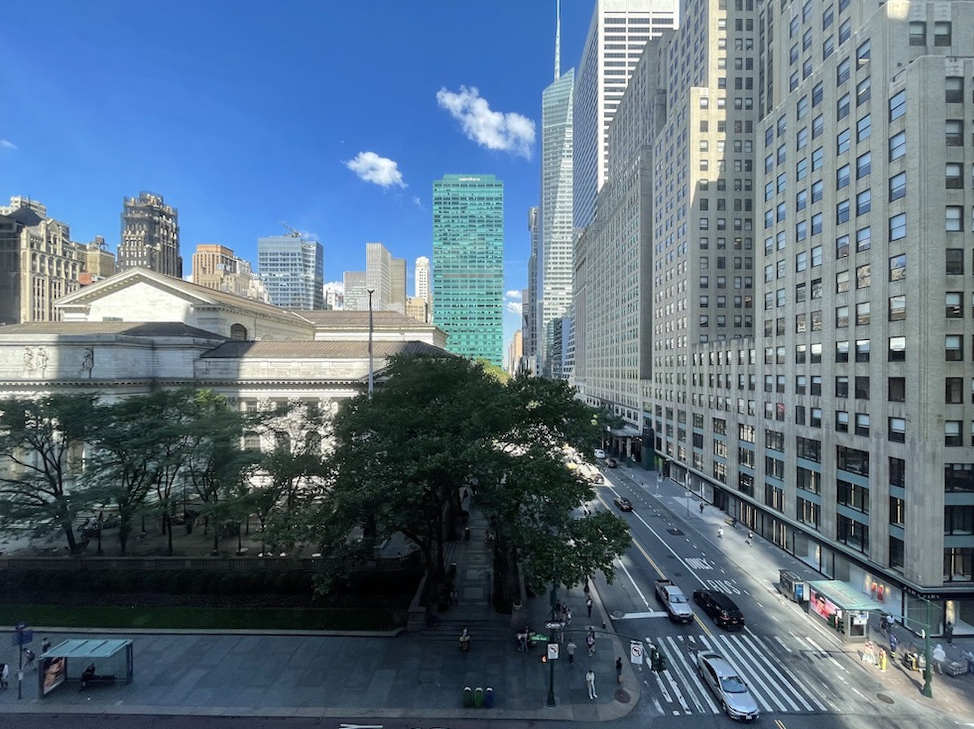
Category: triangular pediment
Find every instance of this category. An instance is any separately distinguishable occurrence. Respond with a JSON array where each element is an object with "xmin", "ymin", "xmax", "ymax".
[{"xmin": 56, "ymin": 268, "xmax": 218, "ymax": 309}]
